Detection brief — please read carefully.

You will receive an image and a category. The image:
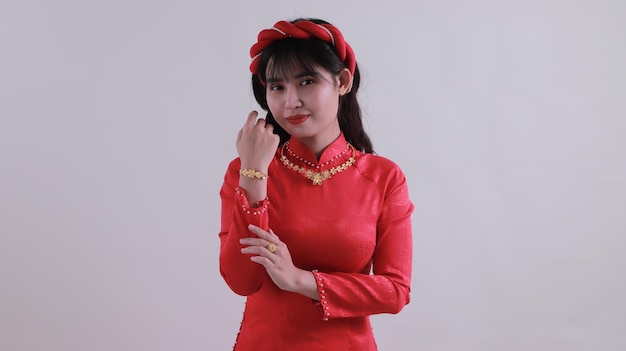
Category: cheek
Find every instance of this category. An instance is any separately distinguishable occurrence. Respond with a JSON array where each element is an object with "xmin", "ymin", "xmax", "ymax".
[{"xmin": 317, "ymin": 92, "xmax": 339, "ymax": 113}]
